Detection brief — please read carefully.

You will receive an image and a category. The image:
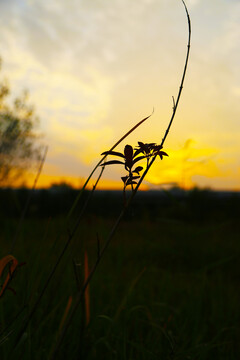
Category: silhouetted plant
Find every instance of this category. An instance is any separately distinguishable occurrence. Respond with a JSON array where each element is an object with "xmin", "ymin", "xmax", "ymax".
[
  {"xmin": 0, "ymin": 58, "xmax": 42, "ymax": 187},
  {"xmin": 102, "ymin": 142, "xmax": 168, "ymax": 201},
  {"xmin": 9, "ymin": 1, "xmax": 191, "ymax": 358},
  {"xmin": 48, "ymin": 2, "xmax": 191, "ymax": 358}
]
